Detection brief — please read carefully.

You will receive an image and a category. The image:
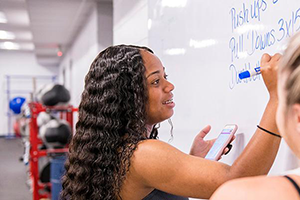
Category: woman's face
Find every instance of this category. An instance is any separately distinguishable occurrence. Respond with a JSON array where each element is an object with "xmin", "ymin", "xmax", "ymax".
[
  {"xmin": 142, "ymin": 50, "xmax": 175, "ymax": 125},
  {"xmin": 276, "ymin": 71, "xmax": 300, "ymax": 157}
]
